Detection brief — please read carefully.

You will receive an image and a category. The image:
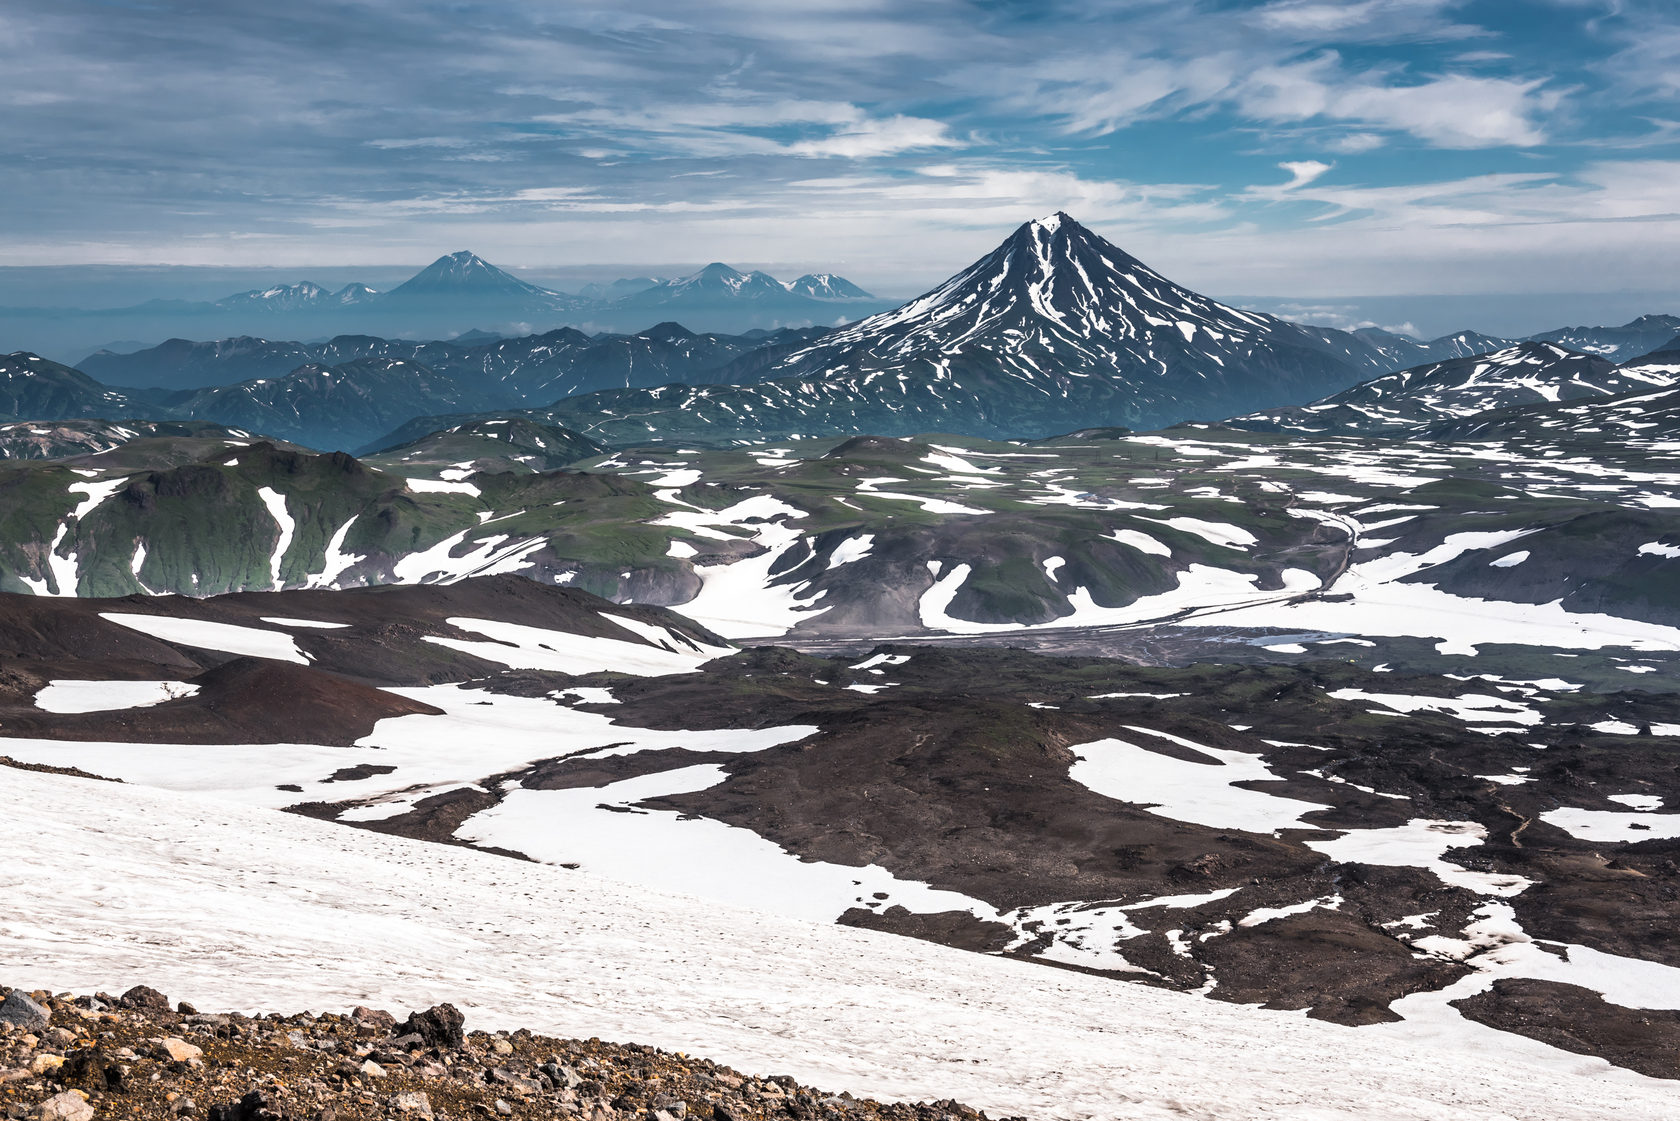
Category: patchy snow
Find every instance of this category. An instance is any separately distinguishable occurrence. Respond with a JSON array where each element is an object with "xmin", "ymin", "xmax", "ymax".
[
  {"xmin": 861, "ymin": 491, "xmax": 989, "ymax": 515},
  {"xmin": 1638, "ymin": 542, "xmax": 1680, "ymax": 559},
  {"xmin": 1490, "ymin": 551, "xmax": 1530, "ymax": 568},
  {"xmin": 826, "ymin": 534, "xmax": 876, "ymax": 569},
  {"xmin": 0, "ymin": 685, "xmax": 809, "ymax": 813},
  {"xmin": 1137, "ymin": 517, "xmax": 1257, "ymax": 550},
  {"xmin": 1000, "ymin": 888, "xmax": 1240, "ymax": 975},
  {"xmin": 555, "ymin": 686, "xmax": 619, "ymax": 705},
  {"xmin": 1306, "ymin": 820, "xmax": 1531, "ymax": 897},
  {"xmin": 259, "ymin": 617, "xmax": 351, "ymax": 629},
  {"xmin": 662, "ymin": 497, "xmax": 830, "ymax": 639},
  {"xmin": 1106, "ymin": 528, "xmax": 1172, "ymax": 556},
  {"xmin": 1609, "ymin": 794, "xmax": 1664, "ymax": 811},
  {"xmin": 1067, "ymin": 728, "xmax": 1329, "ymax": 835},
  {"xmin": 391, "ymin": 528, "xmax": 547, "ymax": 585},
  {"xmin": 68, "ymin": 476, "xmax": 127, "ymax": 521},
  {"xmin": 5, "ymin": 768, "xmax": 1669, "ymax": 1119},
  {"xmin": 1329, "ymin": 688, "xmax": 1540, "ymax": 727},
  {"xmin": 1379, "ymin": 901, "xmax": 1680, "ymax": 1078},
  {"xmin": 461, "ymin": 765, "xmax": 995, "ymax": 925},
  {"xmin": 1540, "ymin": 808, "xmax": 1680, "ymax": 843},
  {"xmin": 423, "ymin": 617, "xmax": 731, "ymax": 677},
  {"xmin": 256, "ymin": 487, "xmax": 294, "ymax": 589},
  {"xmin": 407, "ymin": 477, "xmax": 482, "ymax": 497},
  {"xmin": 97, "ymin": 613, "xmax": 306, "ymax": 665},
  {"xmin": 919, "ymin": 563, "xmax": 1321, "ymax": 635},
  {"xmin": 305, "ymin": 516, "xmax": 365, "ymax": 590},
  {"xmin": 851, "ymin": 653, "xmax": 911, "ymax": 671},
  {"xmin": 33, "ymin": 679, "xmax": 199, "ymax": 714},
  {"xmin": 1181, "ymin": 565, "xmax": 1680, "ymax": 655},
  {"xmin": 1237, "ymin": 895, "xmax": 1343, "ymax": 928}
]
